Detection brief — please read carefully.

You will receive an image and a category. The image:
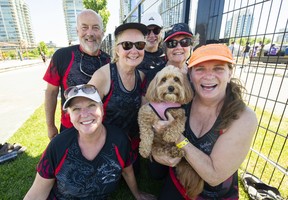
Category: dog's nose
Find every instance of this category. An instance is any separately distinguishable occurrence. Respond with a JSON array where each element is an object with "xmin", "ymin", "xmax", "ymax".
[{"xmin": 168, "ymin": 86, "xmax": 175, "ymax": 92}]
